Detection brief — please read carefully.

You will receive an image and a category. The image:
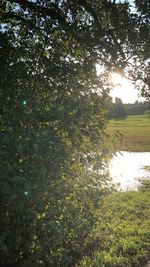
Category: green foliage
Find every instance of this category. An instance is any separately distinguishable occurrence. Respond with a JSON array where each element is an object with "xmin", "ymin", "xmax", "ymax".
[
  {"xmin": 78, "ymin": 190, "xmax": 150, "ymax": 267},
  {"xmin": 0, "ymin": 3, "xmax": 114, "ymax": 265},
  {"xmin": 0, "ymin": 63, "xmax": 112, "ymax": 266},
  {"xmin": 138, "ymin": 179, "xmax": 150, "ymax": 192}
]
